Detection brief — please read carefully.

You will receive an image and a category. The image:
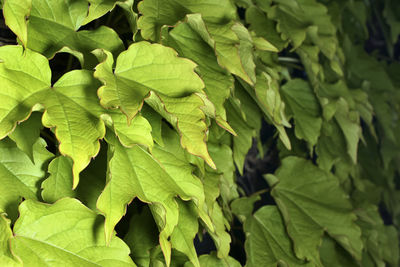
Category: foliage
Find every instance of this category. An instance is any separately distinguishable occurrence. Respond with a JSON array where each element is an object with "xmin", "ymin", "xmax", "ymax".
[{"xmin": 0, "ymin": 0, "xmax": 399, "ymax": 266}]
